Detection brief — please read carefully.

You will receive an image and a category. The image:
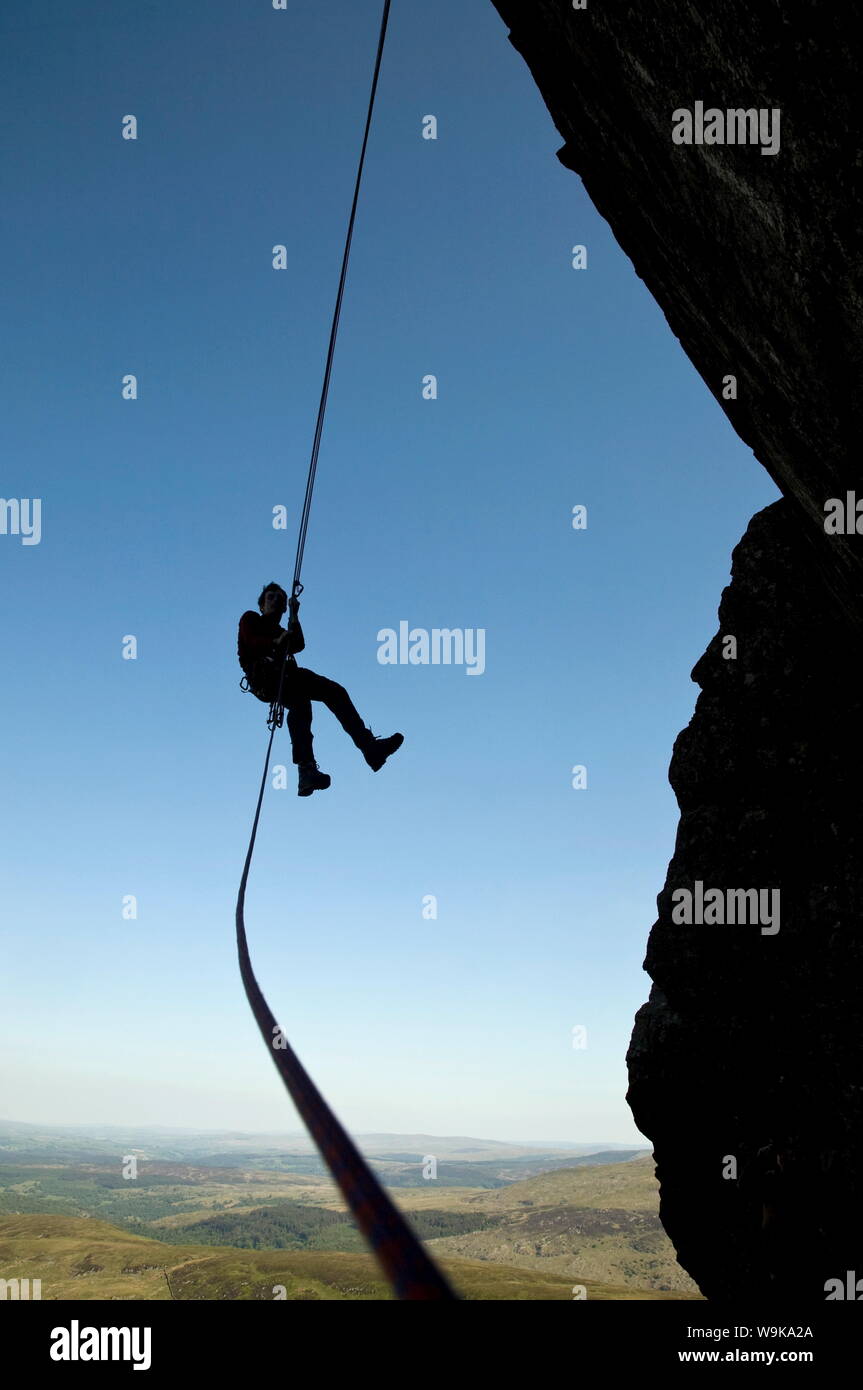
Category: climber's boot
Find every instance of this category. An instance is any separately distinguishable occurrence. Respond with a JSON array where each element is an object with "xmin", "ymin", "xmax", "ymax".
[
  {"xmin": 362, "ymin": 731, "xmax": 404, "ymax": 772},
  {"xmin": 298, "ymin": 761, "xmax": 331, "ymax": 797}
]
